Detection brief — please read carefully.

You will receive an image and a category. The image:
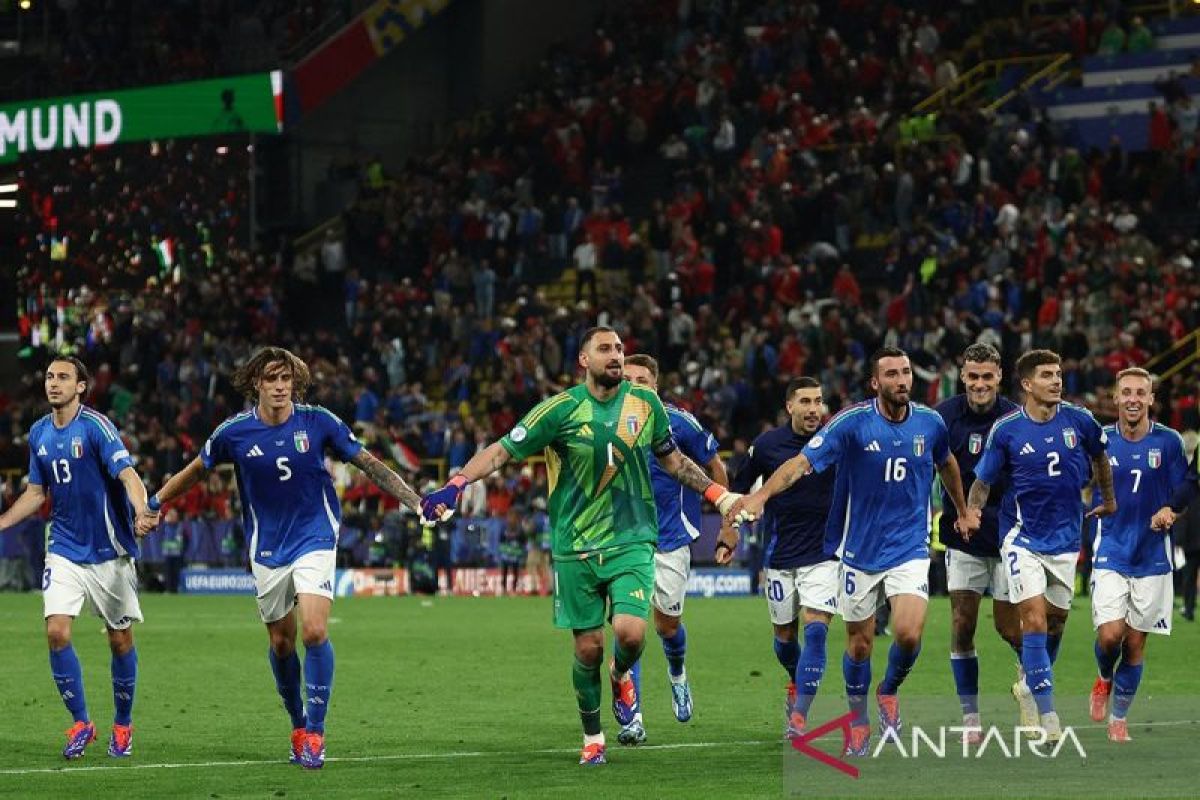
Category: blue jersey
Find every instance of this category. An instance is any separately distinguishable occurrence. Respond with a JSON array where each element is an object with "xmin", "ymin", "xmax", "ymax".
[
  {"xmin": 651, "ymin": 405, "xmax": 720, "ymax": 552},
  {"xmin": 734, "ymin": 424, "xmax": 835, "ymax": 569},
  {"xmin": 28, "ymin": 405, "xmax": 138, "ymax": 565},
  {"xmin": 803, "ymin": 399, "xmax": 950, "ymax": 572},
  {"xmin": 975, "ymin": 402, "xmax": 1107, "ymax": 556},
  {"xmin": 936, "ymin": 394, "xmax": 1019, "ymax": 557},
  {"xmin": 202, "ymin": 403, "xmax": 363, "ymax": 568},
  {"xmin": 1093, "ymin": 423, "xmax": 1190, "ymax": 577}
]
